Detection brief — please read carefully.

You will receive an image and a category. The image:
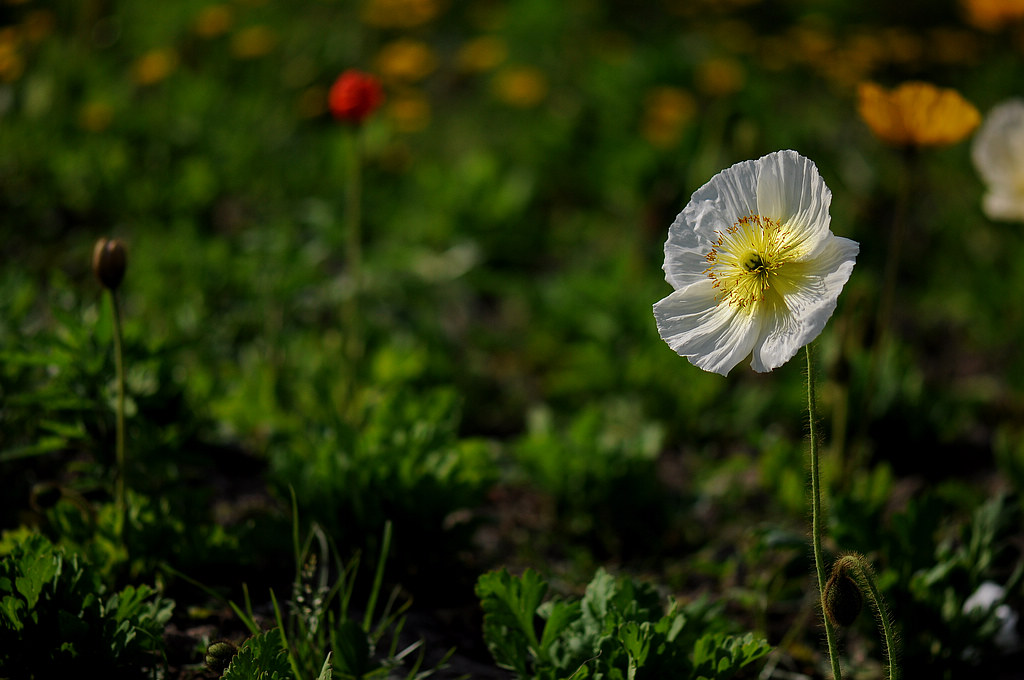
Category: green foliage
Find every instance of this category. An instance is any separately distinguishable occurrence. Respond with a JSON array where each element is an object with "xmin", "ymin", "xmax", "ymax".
[
  {"xmin": 476, "ymin": 568, "xmax": 579, "ymax": 676},
  {"xmin": 513, "ymin": 400, "xmax": 671, "ymax": 557},
  {"xmin": 0, "ymin": 531, "xmax": 173, "ymax": 677},
  {"xmin": 218, "ymin": 632, "xmax": 334, "ymax": 680},
  {"xmin": 3, "ymin": 0, "xmax": 1024, "ymax": 677},
  {"xmin": 269, "ymin": 378, "xmax": 497, "ymax": 579},
  {"xmin": 690, "ymin": 633, "xmax": 775, "ymax": 680},
  {"xmin": 0, "ymin": 278, "xmax": 257, "ymax": 583},
  {"xmin": 476, "ymin": 568, "xmax": 771, "ymax": 680},
  {"xmin": 221, "ymin": 628, "xmax": 294, "ymax": 680},
  {"xmin": 897, "ymin": 494, "xmax": 1024, "ymax": 676},
  {"xmin": 830, "ymin": 489, "xmax": 1024, "ymax": 677},
  {"xmin": 216, "ymin": 520, "xmax": 451, "ymax": 680}
]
